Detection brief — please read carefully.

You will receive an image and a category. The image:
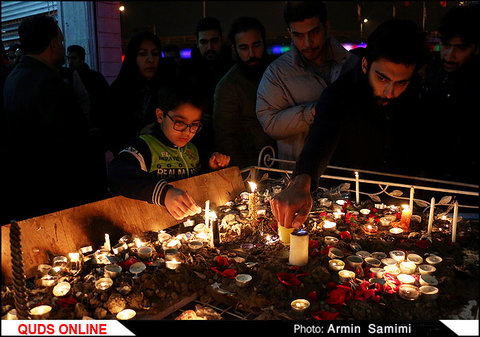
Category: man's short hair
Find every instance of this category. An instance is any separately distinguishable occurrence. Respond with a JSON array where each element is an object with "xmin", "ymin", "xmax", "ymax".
[
  {"xmin": 283, "ymin": 1, "xmax": 327, "ymax": 27},
  {"xmin": 227, "ymin": 17, "xmax": 266, "ymax": 46},
  {"xmin": 196, "ymin": 17, "xmax": 222, "ymax": 39},
  {"xmin": 439, "ymin": 4, "xmax": 480, "ymax": 47},
  {"xmin": 67, "ymin": 45, "xmax": 86, "ymax": 61},
  {"xmin": 18, "ymin": 15, "xmax": 59, "ymax": 54},
  {"xmin": 366, "ymin": 19, "xmax": 426, "ymax": 67},
  {"xmin": 157, "ymin": 80, "xmax": 208, "ymax": 113}
]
